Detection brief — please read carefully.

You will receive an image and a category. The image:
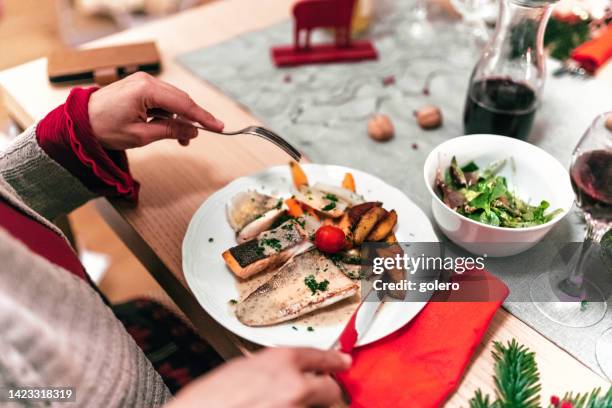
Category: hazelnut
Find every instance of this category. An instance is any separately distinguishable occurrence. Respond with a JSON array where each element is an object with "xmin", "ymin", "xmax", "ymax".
[
  {"xmin": 605, "ymin": 114, "xmax": 612, "ymax": 132},
  {"xmin": 414, "ymin": 105, "xmax": 442, "ymax": 129},
  {"xmin": 368, "ymin": 114, "xmax": 394, "ymax": 141}
]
